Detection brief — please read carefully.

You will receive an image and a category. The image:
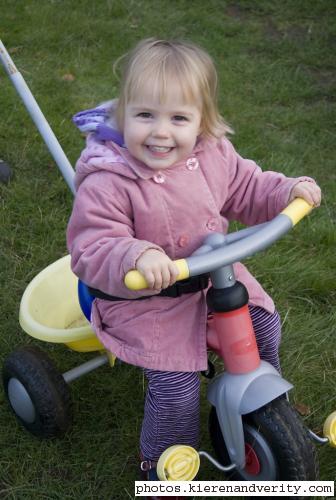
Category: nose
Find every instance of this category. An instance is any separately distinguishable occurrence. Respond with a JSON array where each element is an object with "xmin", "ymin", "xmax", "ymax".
[{"xmin": 152, "ymin": 119, "xmax": 170, "ymax": 139}]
